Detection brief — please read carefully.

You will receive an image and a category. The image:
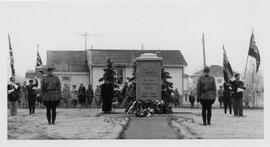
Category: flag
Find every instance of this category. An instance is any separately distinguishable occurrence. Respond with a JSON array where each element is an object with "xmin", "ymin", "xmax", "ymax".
[
  {"xmin": 8, "ymin": 34, "xmax": 15, "ymax": 77},
  {"xmin": 248, "ymin": 33, "xmax": 260, "ymax": 72},
  {"xmin": 36, "ymin": 45, "xmax": 42, "ymax": 67},
  {"xmin": 223, "ymin": 45, "xmax": 233, "ymax": 83}
]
